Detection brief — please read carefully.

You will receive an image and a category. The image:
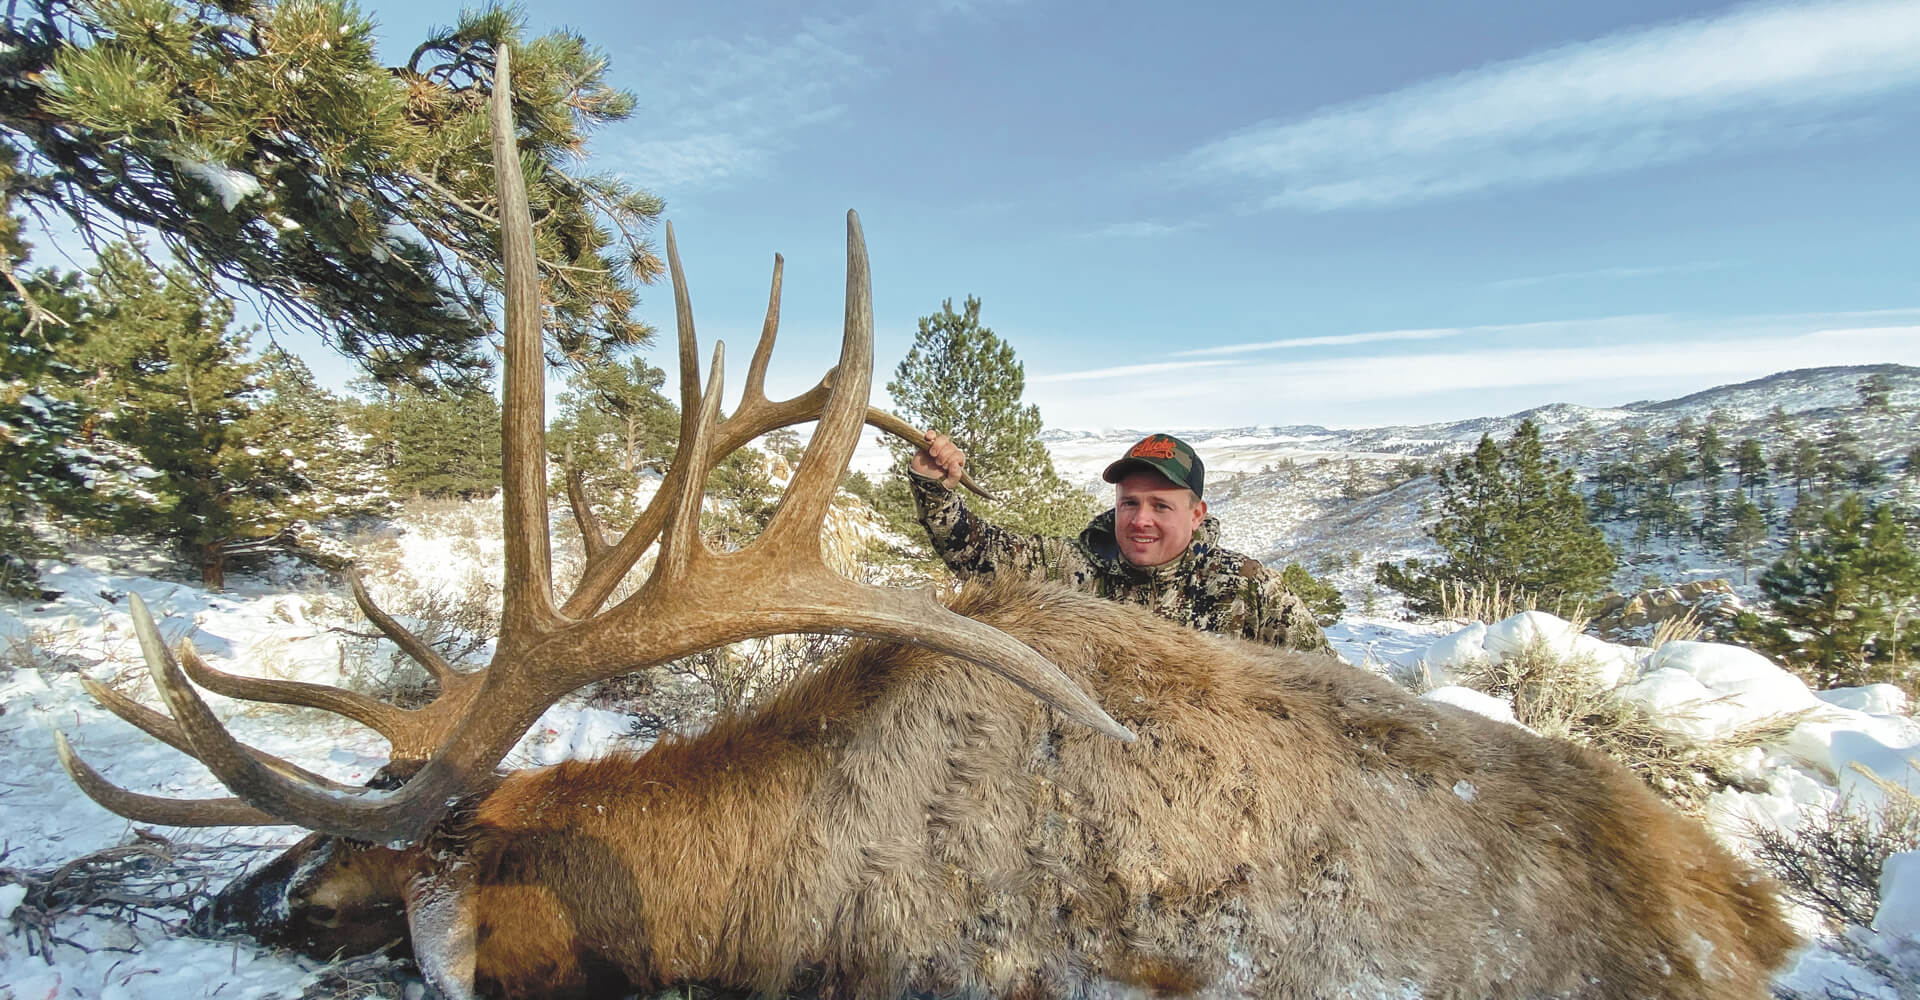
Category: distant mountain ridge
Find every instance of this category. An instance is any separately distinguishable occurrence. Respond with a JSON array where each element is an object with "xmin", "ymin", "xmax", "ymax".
[{"xmin": 1043, "ymin": 364, "xmax": 1920, "ymax": 475}]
